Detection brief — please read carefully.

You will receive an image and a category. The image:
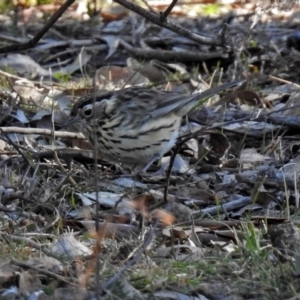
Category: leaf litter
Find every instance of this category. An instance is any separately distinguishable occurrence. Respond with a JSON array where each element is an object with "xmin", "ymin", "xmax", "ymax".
[{"xmin": 0, "ymin": 0, "xmax": 300, "ymax": 299}]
